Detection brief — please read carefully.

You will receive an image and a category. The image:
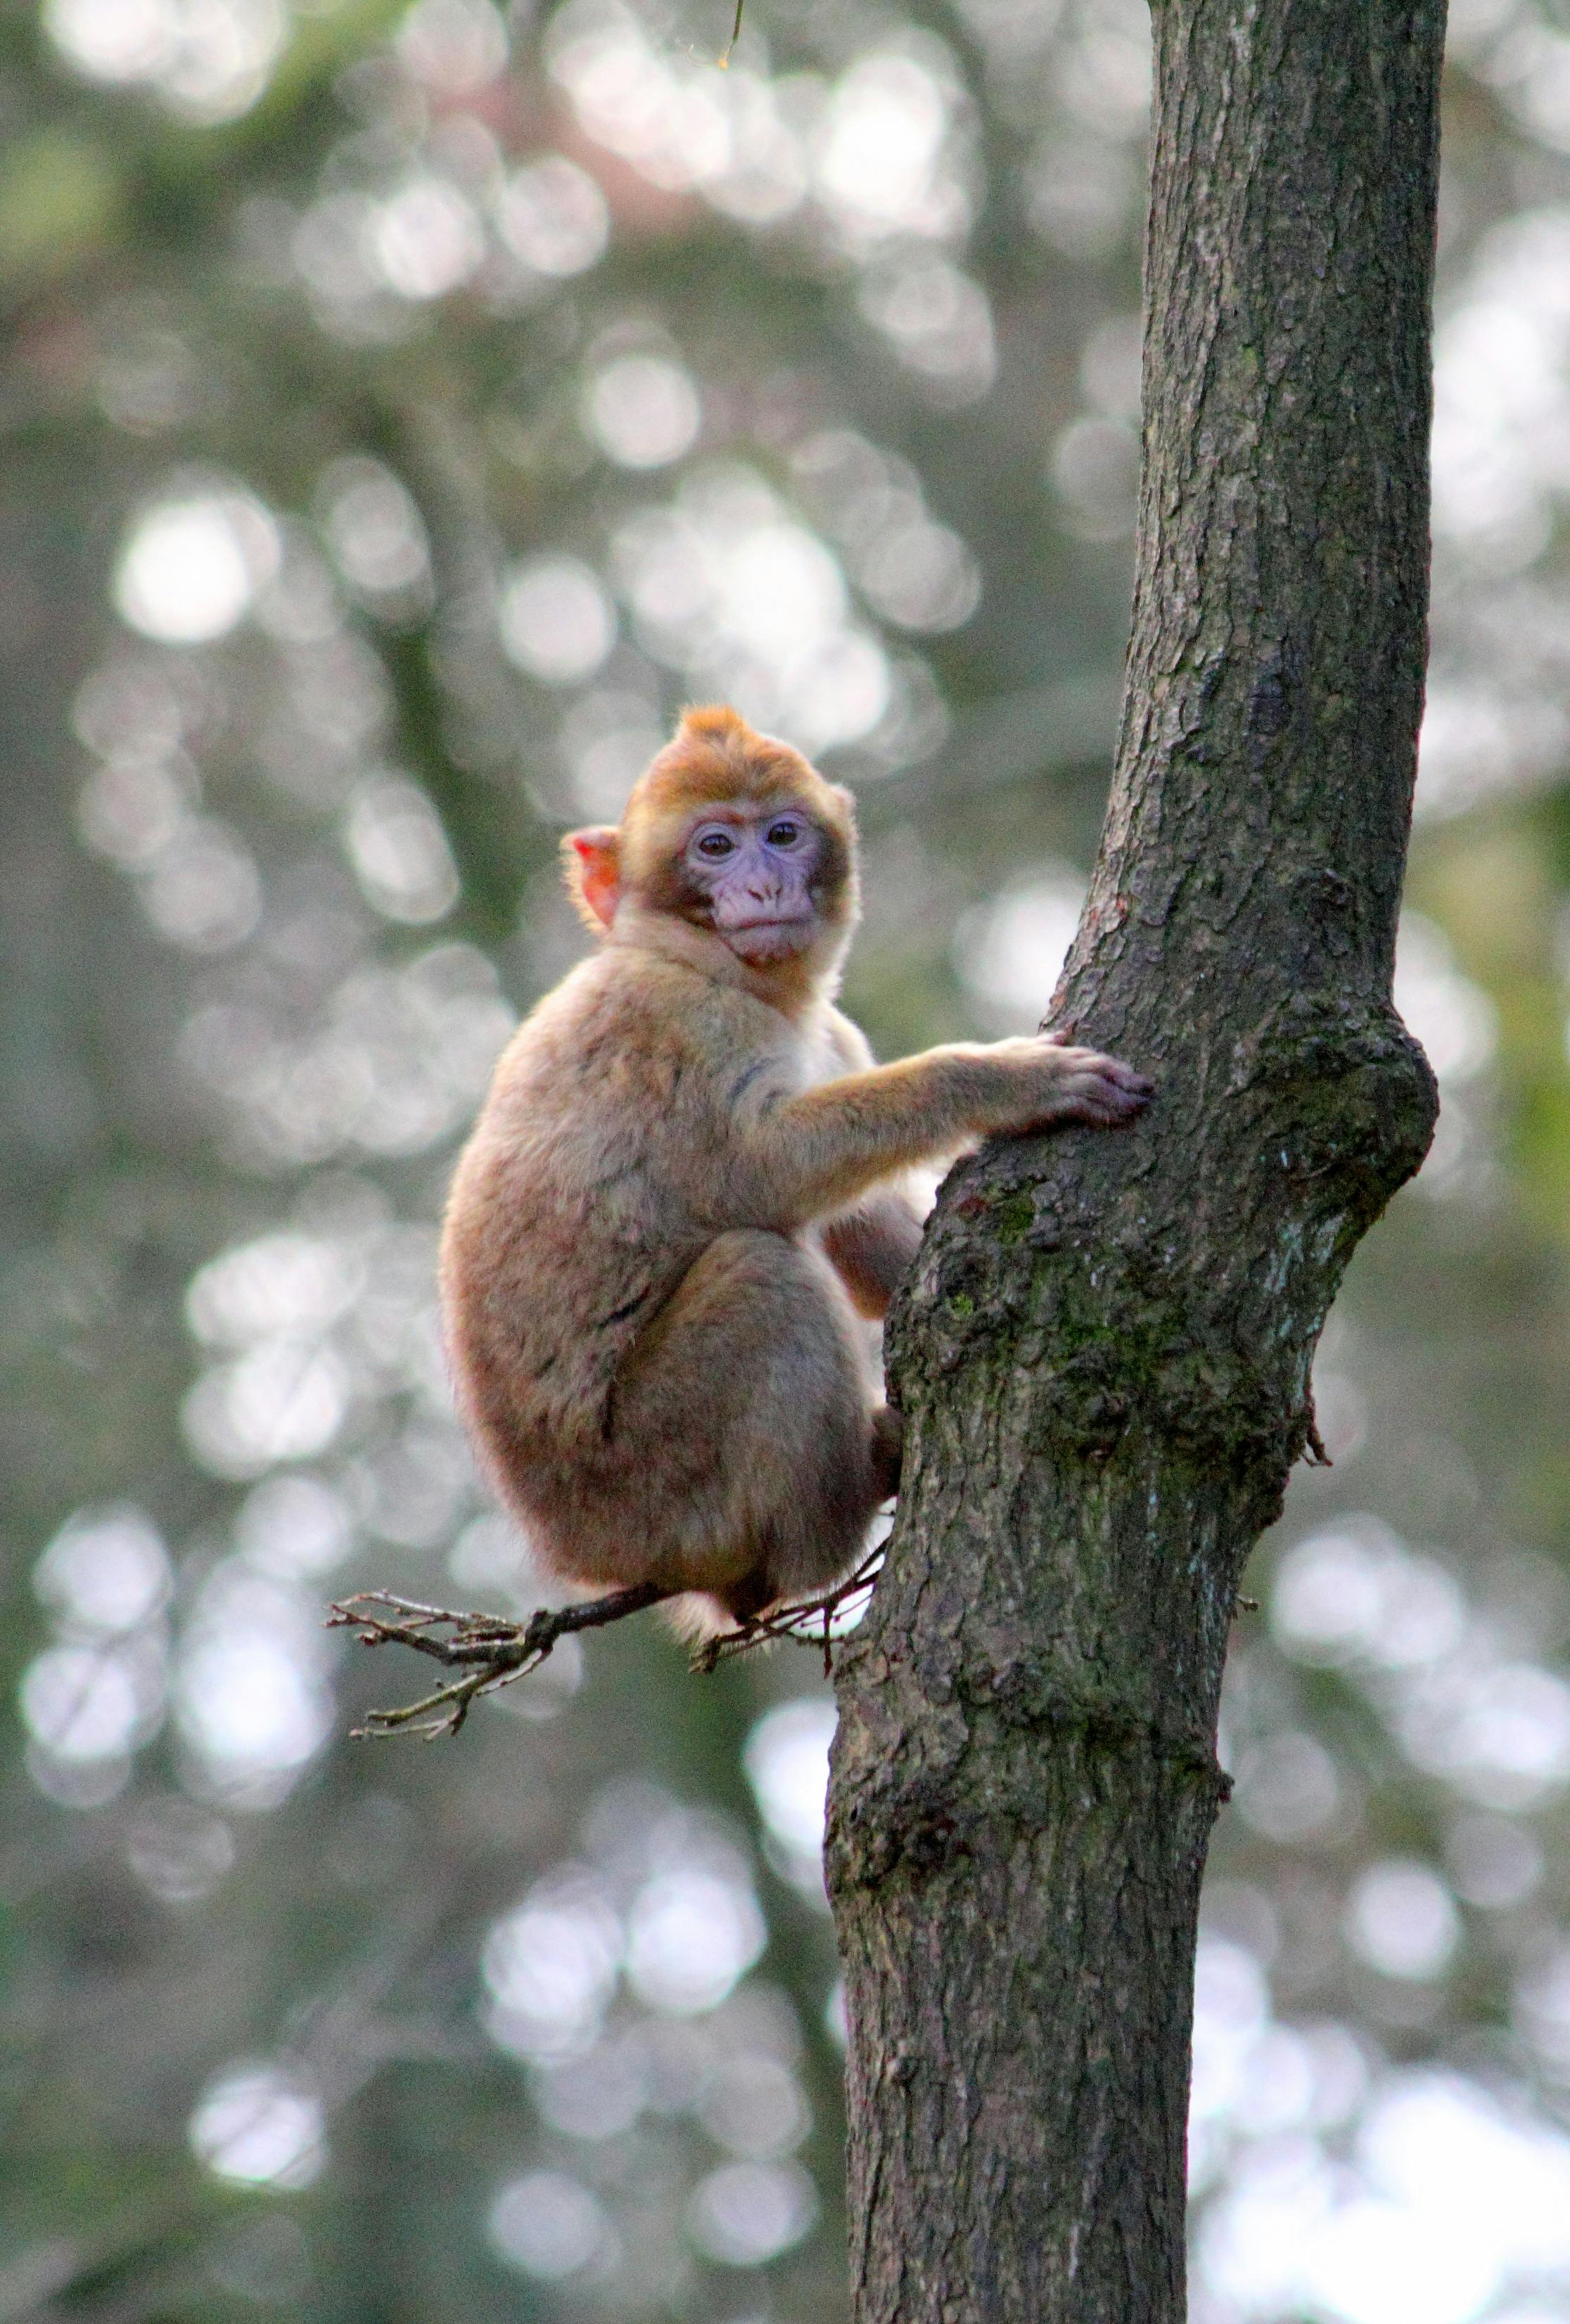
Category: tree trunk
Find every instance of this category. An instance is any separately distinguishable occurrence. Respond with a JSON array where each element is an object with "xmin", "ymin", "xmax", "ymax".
[{"xmin": 825, "ymin": 4, "xmax": 1447, "ymax": 2318}]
